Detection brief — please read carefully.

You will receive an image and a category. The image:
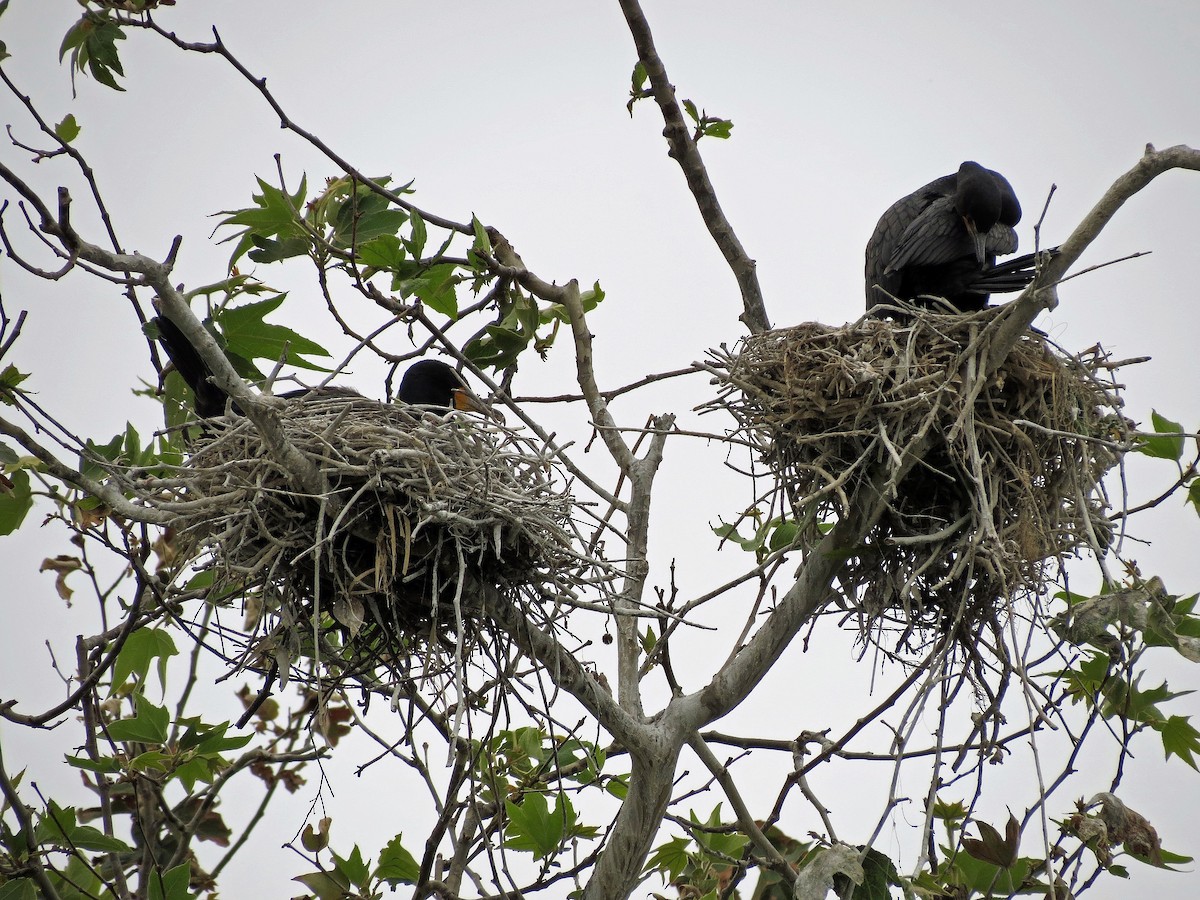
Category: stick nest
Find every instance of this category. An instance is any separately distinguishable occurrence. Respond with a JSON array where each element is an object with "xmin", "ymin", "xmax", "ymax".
[
  {"xmin": 707, "ymin": 309, "xmax": 1131, "ymax": 646},
  {"xmin": 165, "ymin": 397, "xmax": 592, "ymax": 691}
]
